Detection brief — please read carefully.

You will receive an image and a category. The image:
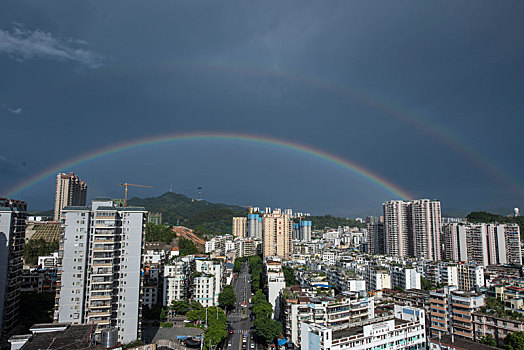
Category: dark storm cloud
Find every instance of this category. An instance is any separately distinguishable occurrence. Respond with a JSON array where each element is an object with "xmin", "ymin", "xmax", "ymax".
[{"xmin": 1, "ymin": 1, "xmax": 524, "ymax": 213}]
